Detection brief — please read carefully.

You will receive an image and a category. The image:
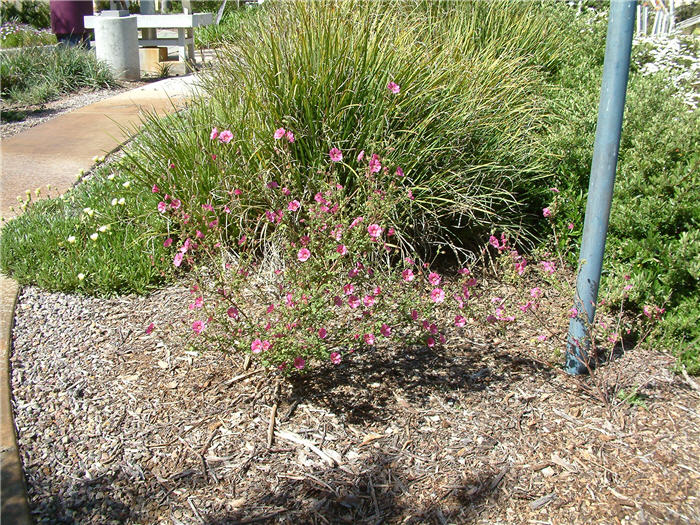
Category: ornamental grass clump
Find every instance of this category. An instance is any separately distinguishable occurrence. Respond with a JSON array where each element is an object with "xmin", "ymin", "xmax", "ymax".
[{"xmin": 128, "ymin": 0, "xmax": 571, "ymax": 258}]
